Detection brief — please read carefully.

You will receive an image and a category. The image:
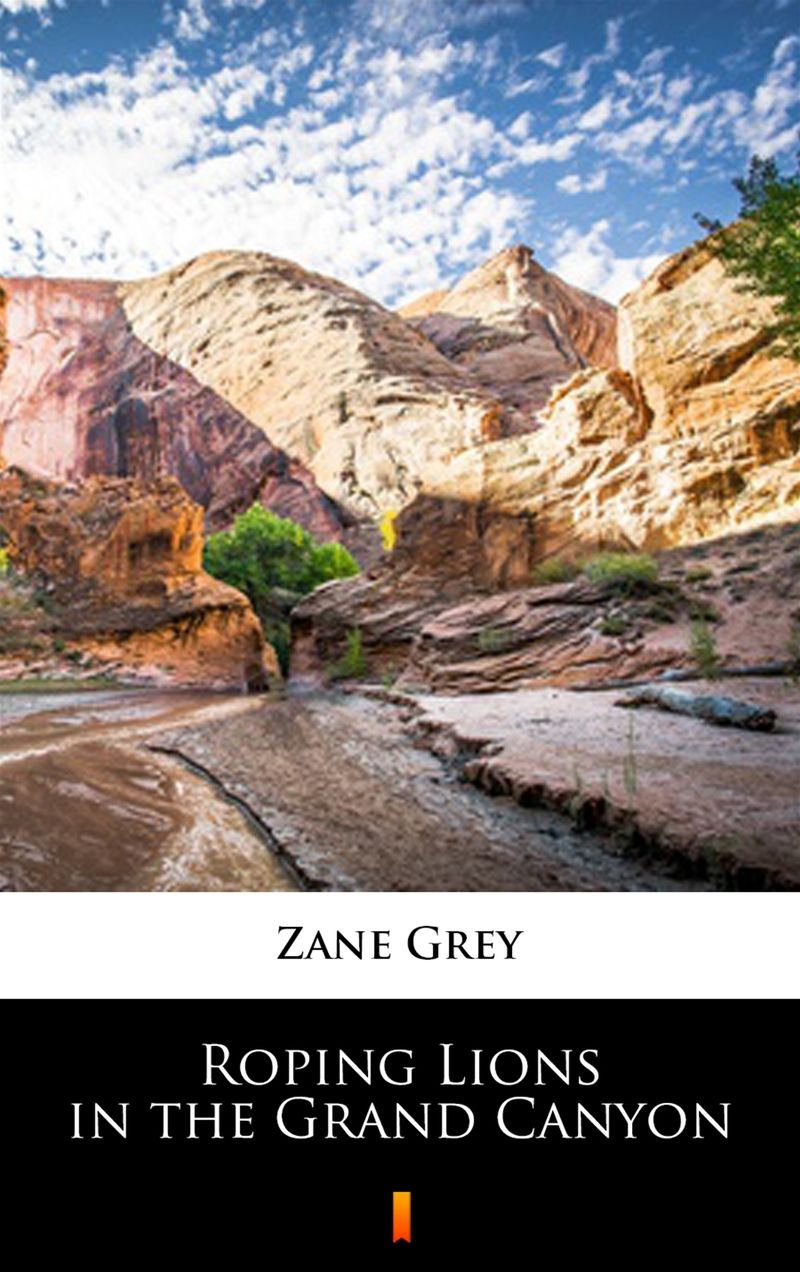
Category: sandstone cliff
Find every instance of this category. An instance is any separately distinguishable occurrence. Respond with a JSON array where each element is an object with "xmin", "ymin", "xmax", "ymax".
[
  {"xmin": 0, "ymin": 469, "xmax": 275, "ymax": 688},
  {"xmin": 294, "ymin": 239, "xmax": 800, "ymax": 691},
  {"xmin": 416, "ymin": 238, "xmax": 800, "ymax": 556},
  {"xmin": 118, "ymin": 250, "xmax": 512, "ymax": 518},
  {"xmin": 0, "ymin": 276, "xmax": 342, "ymax": 537},
  {"xmin": 1, "ymin": 247, "xmax": 616, "ymax": 538},
  {"xmin": 399, "ymin": 244, "xmax": 617, "ymax": 425}
]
